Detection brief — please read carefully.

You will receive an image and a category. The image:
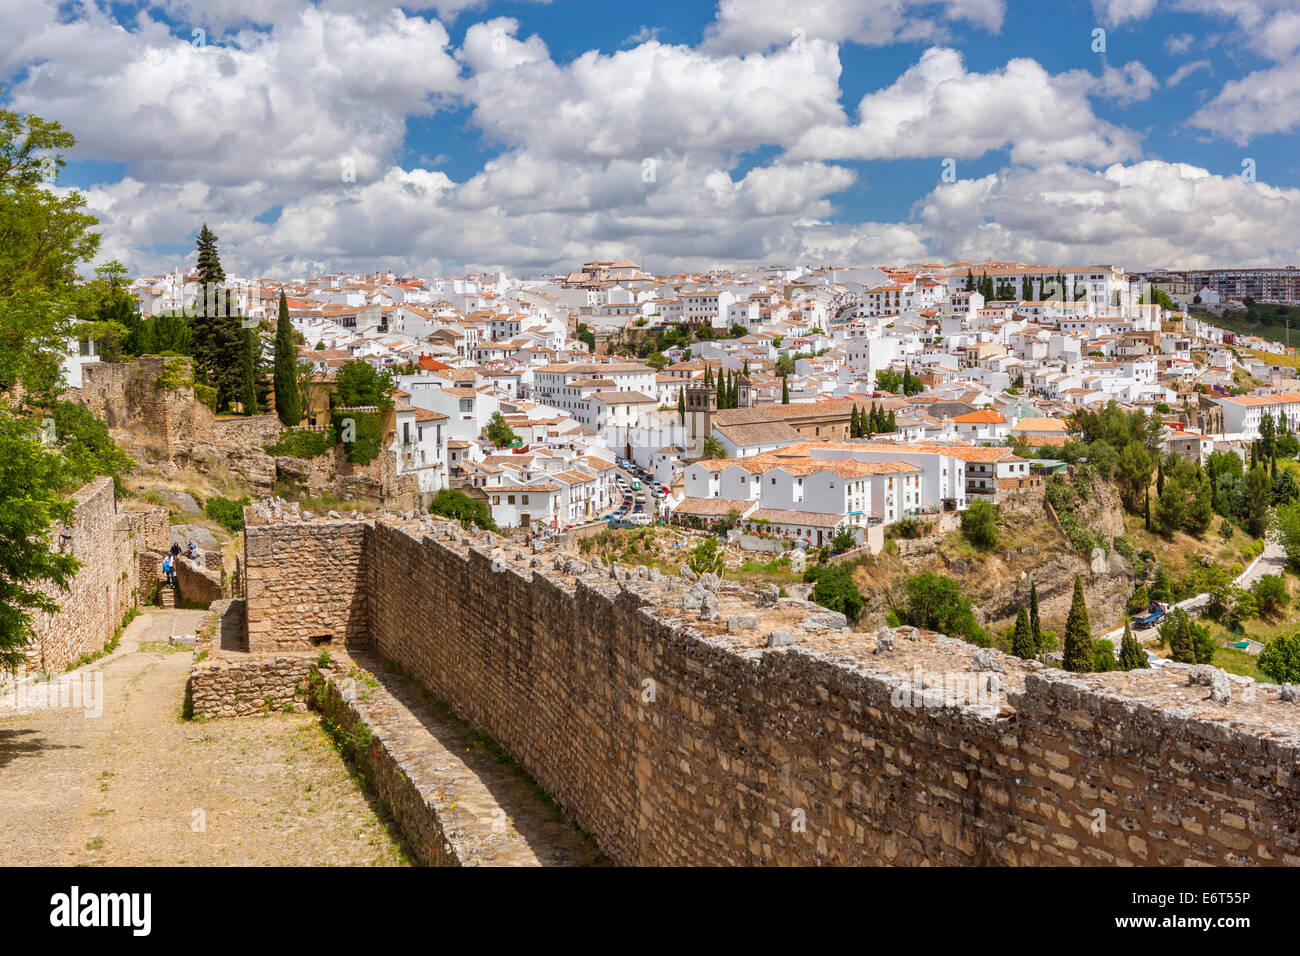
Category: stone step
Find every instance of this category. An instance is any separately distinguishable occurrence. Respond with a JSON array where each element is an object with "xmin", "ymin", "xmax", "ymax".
[{"xmin": 159, "ymin": 583, "xmax": 176, "ymax": 607}]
